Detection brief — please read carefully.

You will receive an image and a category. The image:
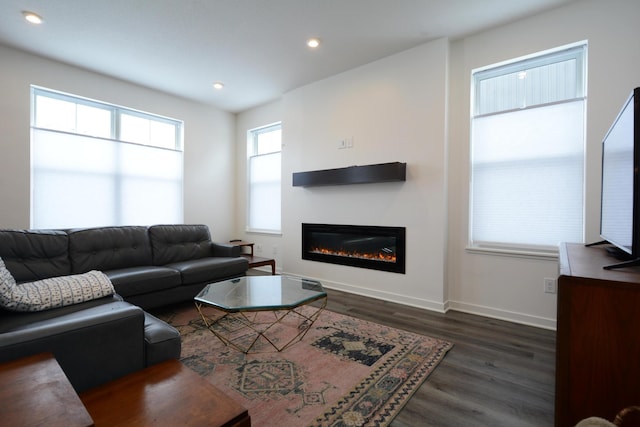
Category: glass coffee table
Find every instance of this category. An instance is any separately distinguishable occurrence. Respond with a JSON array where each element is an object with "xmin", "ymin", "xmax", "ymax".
[{"xmin": 194, "ymin": 275, "xmax": 327, "ymax": 353}]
